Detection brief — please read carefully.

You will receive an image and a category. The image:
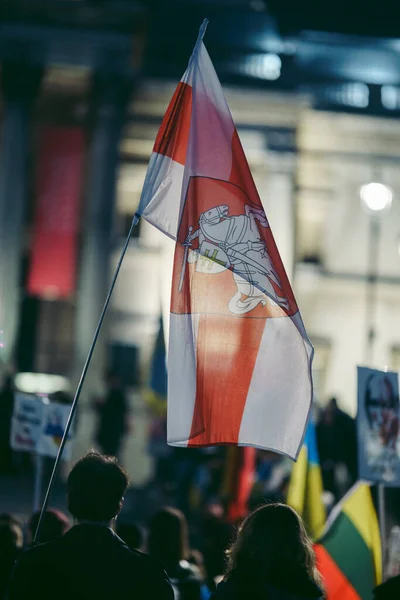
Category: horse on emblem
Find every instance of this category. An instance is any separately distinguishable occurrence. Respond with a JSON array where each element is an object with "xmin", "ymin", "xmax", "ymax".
[{"xmin": 179, "ymin": 203, "xmax": 289, "ymax": 314}]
